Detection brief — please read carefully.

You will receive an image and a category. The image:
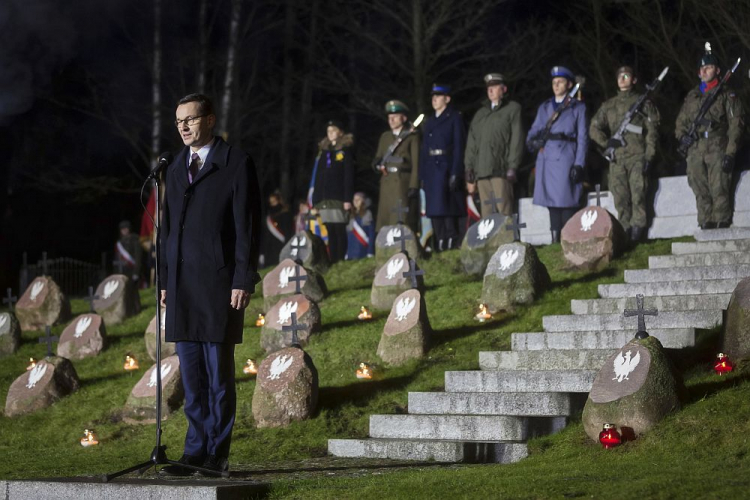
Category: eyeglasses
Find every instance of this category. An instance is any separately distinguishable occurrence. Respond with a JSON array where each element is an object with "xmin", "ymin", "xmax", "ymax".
[{"xmin": 174, "ymin": 115, "xmax": 207, "ymax": 127}]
